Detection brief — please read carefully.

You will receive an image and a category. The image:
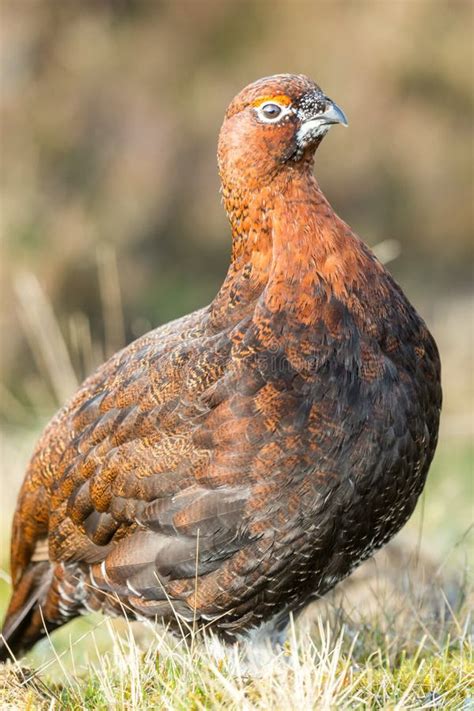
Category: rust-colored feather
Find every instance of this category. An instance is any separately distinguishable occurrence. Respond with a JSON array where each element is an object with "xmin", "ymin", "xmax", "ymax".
[{"xmin": 0, "ymin": 74, "xmax": 441, "ymax": 659}]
